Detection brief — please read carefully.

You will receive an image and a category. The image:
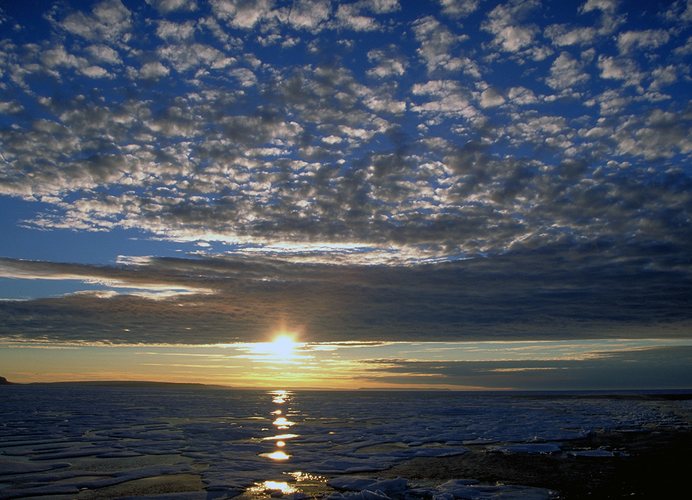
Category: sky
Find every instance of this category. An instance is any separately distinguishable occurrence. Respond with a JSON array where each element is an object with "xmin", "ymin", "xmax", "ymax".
[{"xmin": 0, "ymin": 0, "xmax": 691, "ymax": 390}]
